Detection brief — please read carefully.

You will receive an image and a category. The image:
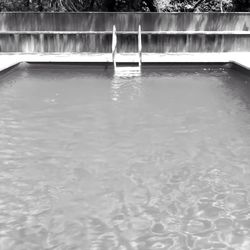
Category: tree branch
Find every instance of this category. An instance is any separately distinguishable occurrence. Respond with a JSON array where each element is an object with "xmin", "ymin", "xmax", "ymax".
[{"xmin": 191, "ymin": 0, "xmax": 205, "ymax": 11}]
